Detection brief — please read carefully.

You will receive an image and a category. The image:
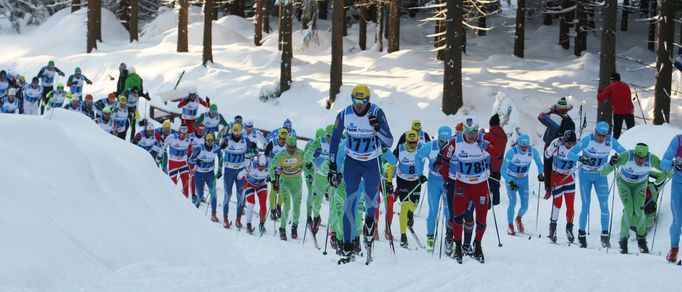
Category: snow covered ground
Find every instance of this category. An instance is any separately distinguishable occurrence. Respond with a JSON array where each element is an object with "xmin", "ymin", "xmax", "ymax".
[{"xmin": 2, "ymin": 4, "xmax": 682, "ymax": 292}]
